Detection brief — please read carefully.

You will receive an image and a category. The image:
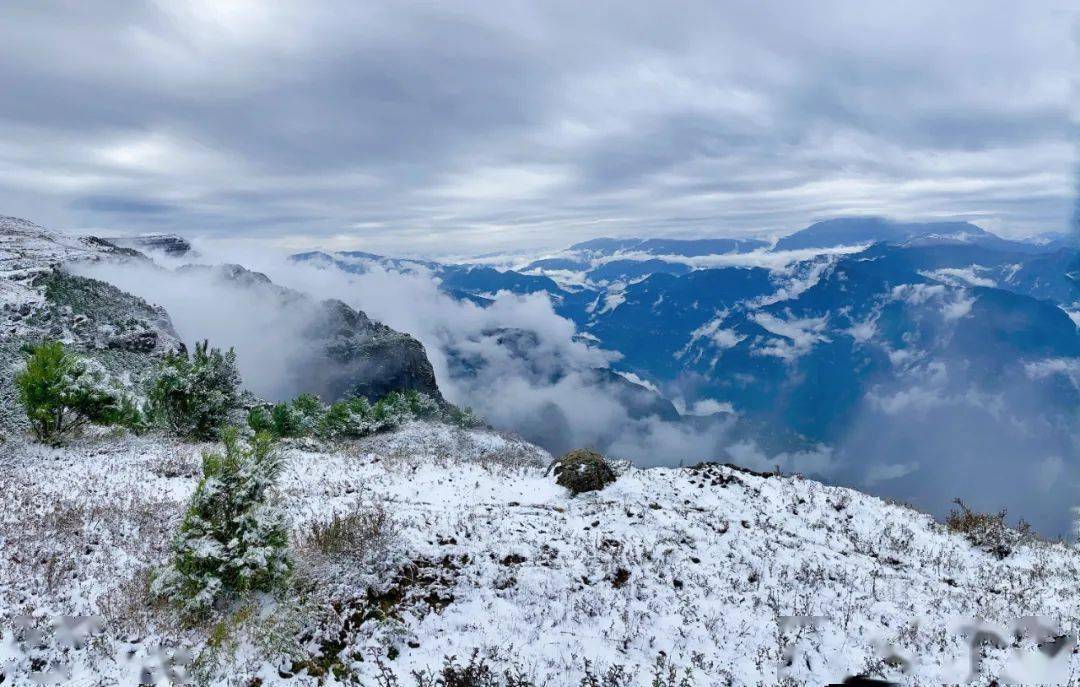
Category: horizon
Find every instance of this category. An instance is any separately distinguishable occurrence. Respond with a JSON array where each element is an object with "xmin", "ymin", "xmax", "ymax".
[
  {"xmin": 58, "ymin": 212, "xmax": 1072, "ymax": 261},
  {"xmin": 71, "ymin": 213, "xmax": 1075, "ymax": 261}
]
